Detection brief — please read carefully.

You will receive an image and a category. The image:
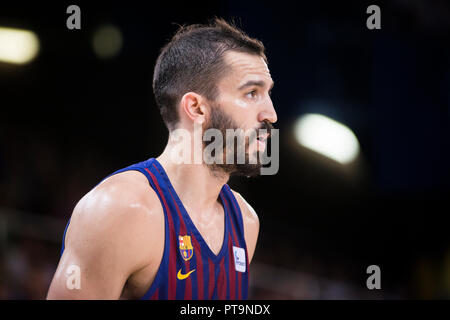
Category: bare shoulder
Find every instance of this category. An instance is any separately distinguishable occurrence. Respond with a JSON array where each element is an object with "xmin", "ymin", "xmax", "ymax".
[
  {"xmin": 230, "ymin": 188, "xmax": 260, "ymax": 228},
  {"xmin": 48, "ymin": 170, "xmax": 164, "ymax": 299},
  {"xmin": 70, "ymin": 170, "xmax": 162, "ymax": 232},
  {"xmin": 65, "ymin": 170, "xmax": 164, "ymax": 270},
  {"xmin": 230, "ymin": 188, "xmax": 260, "ymax": 263}
]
